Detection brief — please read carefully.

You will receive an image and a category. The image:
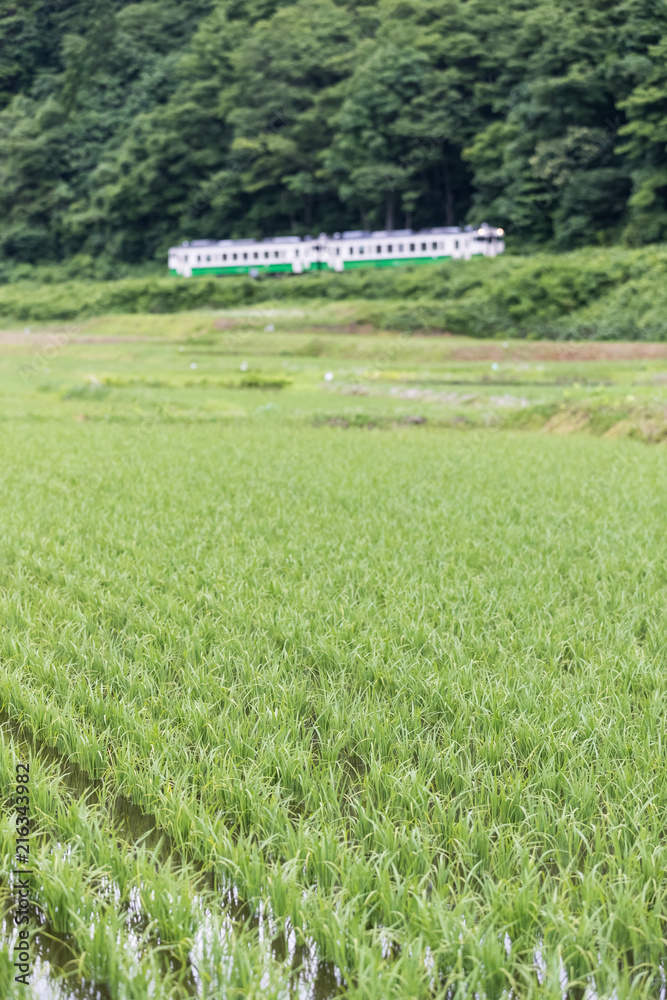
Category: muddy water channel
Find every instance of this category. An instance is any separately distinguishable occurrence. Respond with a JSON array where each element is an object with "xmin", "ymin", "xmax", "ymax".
[{"xmin": 0, "ymin": 715, "xmax": 344, "ymax": 999}]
